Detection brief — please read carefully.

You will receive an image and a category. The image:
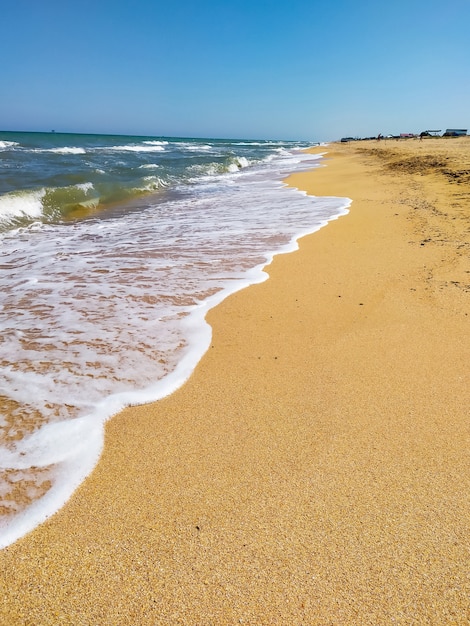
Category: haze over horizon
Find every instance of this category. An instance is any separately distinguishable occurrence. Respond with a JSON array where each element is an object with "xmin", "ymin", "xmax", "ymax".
[{"xmin": 2, "ymin": 0, "xmax": 469, "ymax": 142}]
